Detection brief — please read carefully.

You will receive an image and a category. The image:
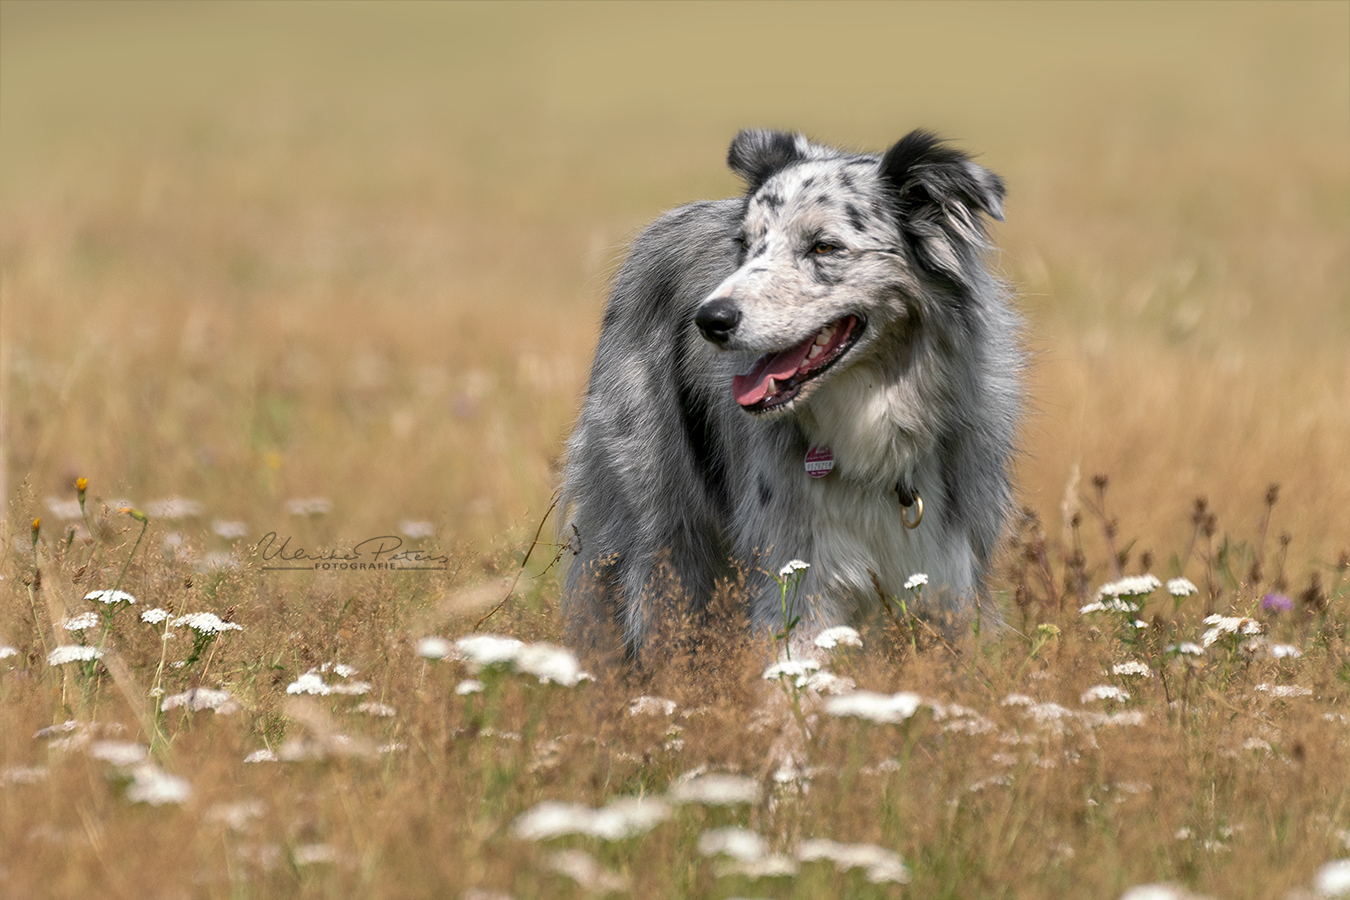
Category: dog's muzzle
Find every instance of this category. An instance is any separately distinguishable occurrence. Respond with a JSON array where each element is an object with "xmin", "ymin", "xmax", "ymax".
[{"xmin": 695, "ymin": 298, "xmax": 741, "ymax": 345}]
